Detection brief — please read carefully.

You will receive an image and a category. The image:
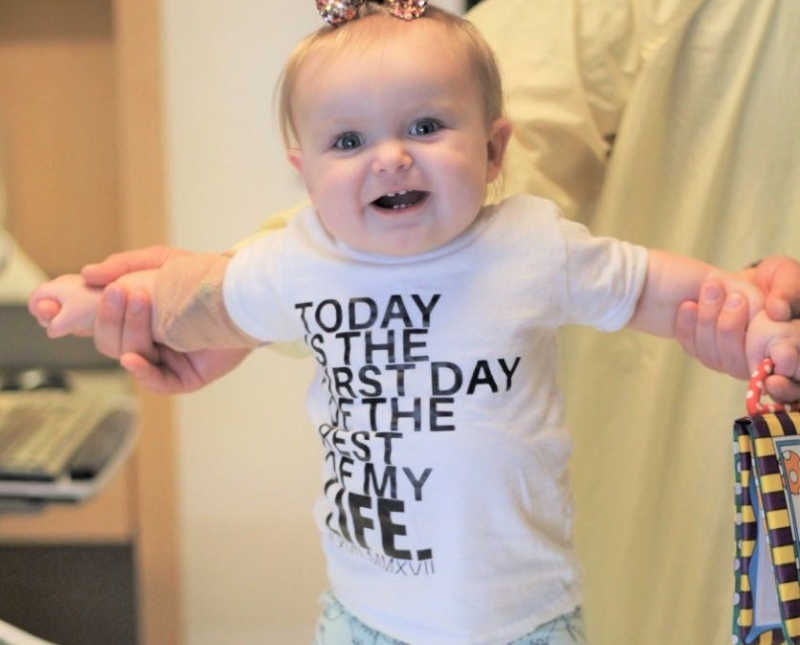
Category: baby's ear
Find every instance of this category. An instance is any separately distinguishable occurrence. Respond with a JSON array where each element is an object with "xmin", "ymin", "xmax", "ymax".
[
  {"xmin": 486, "ymin": 118, "xmax": 512, "ymax": 183},
  {"xmin": 287, "ymin": 148, "xmax": 303, "ymax": 173}
]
